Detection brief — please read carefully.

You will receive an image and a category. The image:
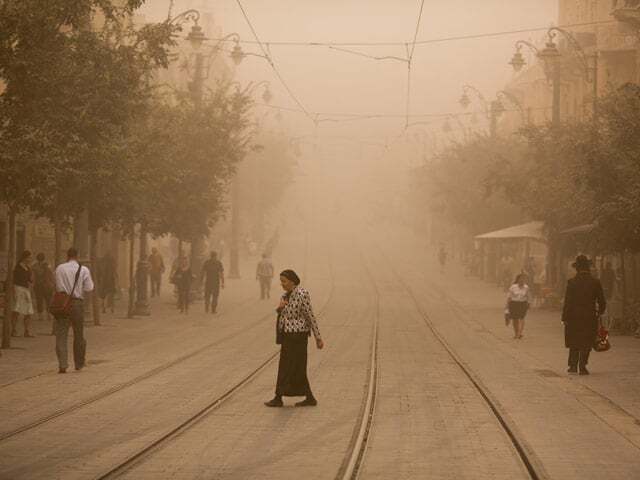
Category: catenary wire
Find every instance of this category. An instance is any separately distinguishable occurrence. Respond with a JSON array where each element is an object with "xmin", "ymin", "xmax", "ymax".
[
  {"xmin": 203, "ymin": 19, "xmax": 616, "ymax": 47},
  {"xmin": 234, "ymin": 0, "xmax": 314, "ymax": 122}
]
